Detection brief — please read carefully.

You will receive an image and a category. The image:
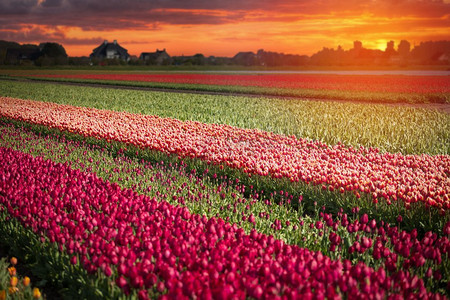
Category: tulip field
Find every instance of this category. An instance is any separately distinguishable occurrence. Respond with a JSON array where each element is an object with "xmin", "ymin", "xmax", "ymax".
[
  {"xmin": 0, "ymin": 75, "xmax": 449, "ymax": 299},
  {"xmin": 0, "ymin": 81, "xmax": 448, "ymax": 155},
  {"xmin": 8, "ymin": 71, "xmax": 450, "ymax": 103}
]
